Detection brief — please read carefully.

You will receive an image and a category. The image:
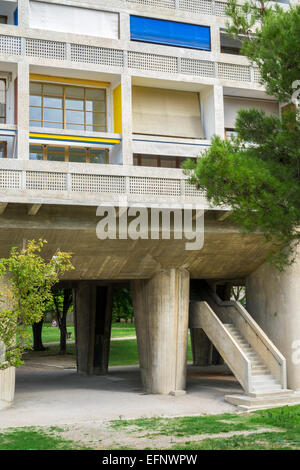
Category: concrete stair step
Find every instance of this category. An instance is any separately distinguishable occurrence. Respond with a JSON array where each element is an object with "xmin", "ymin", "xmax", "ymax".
[
  {"xmin": 225, "ymin": 392, "xmax": 300, "ymax": 411},
  {"xmin": 248, "ymin": 389, "xmax": 294, "ymax": 398}
]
